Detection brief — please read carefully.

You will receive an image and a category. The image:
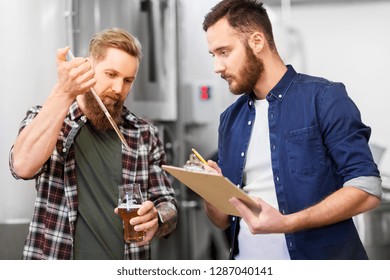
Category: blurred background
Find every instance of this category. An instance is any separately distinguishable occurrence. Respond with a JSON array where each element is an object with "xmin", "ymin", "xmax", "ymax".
[{"xmin": 1, "ymin": 0, "xmax": 389, "ymax": 260}]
